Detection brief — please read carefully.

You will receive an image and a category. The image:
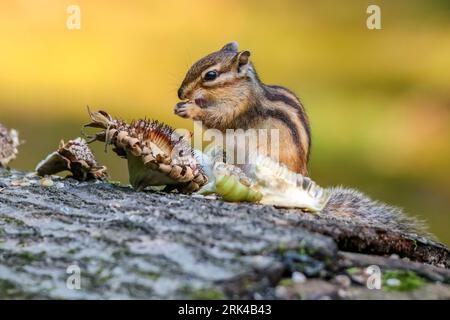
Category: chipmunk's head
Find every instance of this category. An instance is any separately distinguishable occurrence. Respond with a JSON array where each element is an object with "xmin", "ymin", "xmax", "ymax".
[{"xmin": 176, "ymin": 42, "xmax": 253, "ymax": 109}]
